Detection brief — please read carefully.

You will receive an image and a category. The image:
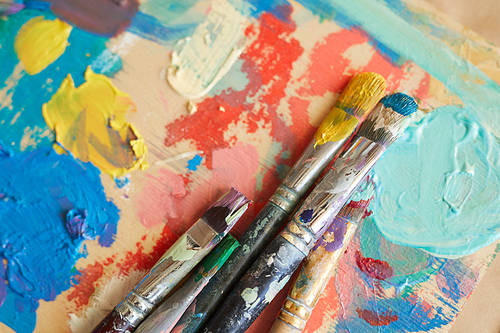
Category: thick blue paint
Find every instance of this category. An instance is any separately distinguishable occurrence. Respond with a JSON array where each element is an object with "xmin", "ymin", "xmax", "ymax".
[
  {"xmin": 380, "ymin": 92, "xmax": 418, "ymax": 116},
  {"xmin": 0, "ymin": 10, "xmax": 122, "ymax": 153},
  {"xmin": 187, "ymin": 154, "xmax": 203, "ymax": 172},
  {"xmin": 0, "ymin": 147, "xmax": 120, "ymax": 333}
]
